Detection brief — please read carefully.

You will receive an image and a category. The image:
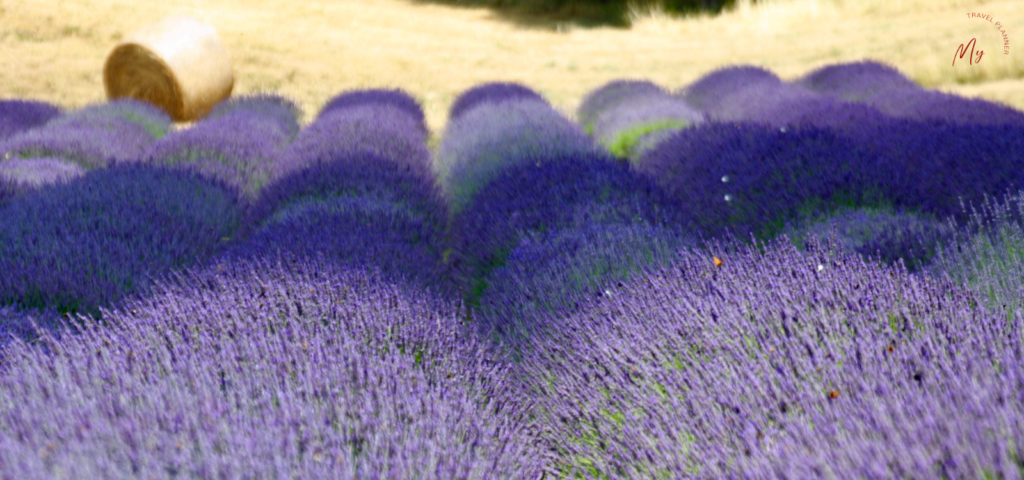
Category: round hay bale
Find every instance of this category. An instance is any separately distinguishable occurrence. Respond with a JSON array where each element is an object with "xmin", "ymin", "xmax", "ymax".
[{"xmin": 104, "ymin": 14, "xmax": 233, "ymax": 122}]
